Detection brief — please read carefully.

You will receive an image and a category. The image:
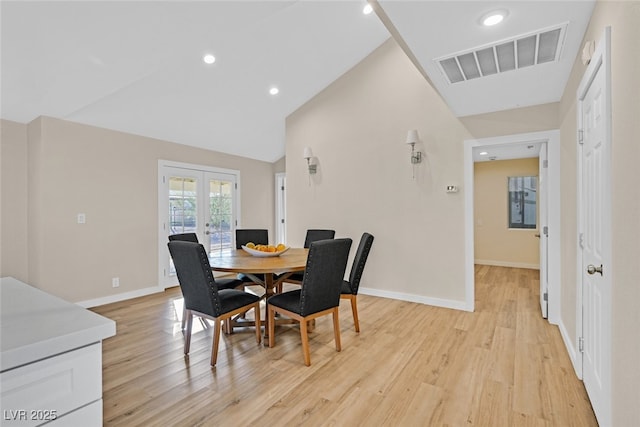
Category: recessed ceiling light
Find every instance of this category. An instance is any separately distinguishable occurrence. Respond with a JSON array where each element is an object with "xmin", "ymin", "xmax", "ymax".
[
  {"xmin": 481, "ymin": 10, "xmax": 508, "ymax": 27},
  {"xmin": 479, "ymin": 151, "xmax": 488, "ymax": 156},
  {"xmin": 203, "ymin": 54, "xmax": 216, "ymax": 64},
  {"xmin": 269, "ymin": 87, "xmax": 279, "ymax": 95},
  {"xmin": 363, "ymin": 4, "xmax": 373, "ymax": 15}
]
